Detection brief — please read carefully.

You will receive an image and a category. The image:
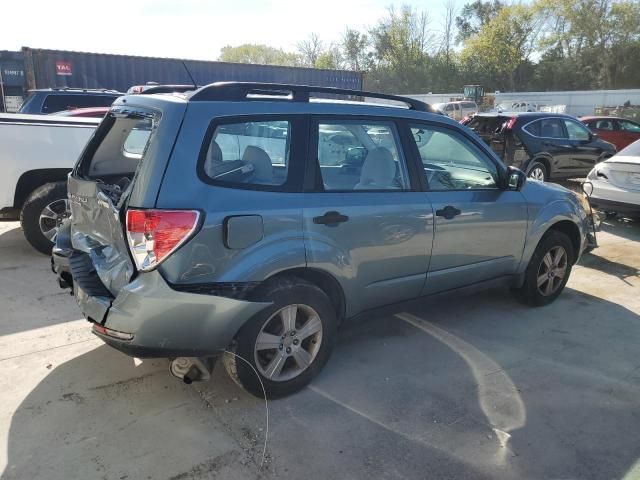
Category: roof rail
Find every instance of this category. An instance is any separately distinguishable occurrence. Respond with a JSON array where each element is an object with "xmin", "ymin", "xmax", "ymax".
[
  {"xmin": 137, "ymin": 84, "xmax": 198, "ymax": 95},
  {"xmin": 189, "ymin": 82, "xmax": 432, "ymax": 112}
]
